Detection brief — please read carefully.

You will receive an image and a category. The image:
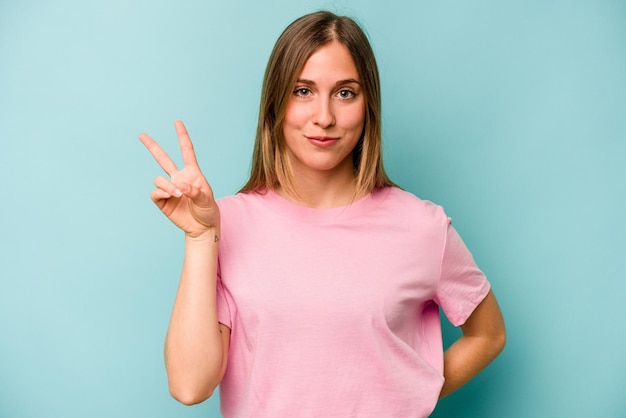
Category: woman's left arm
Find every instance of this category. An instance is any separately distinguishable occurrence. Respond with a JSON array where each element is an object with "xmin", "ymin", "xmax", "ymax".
[{"xmin": 439, "ymin": 289, "xmax": 506, "ymax": 399}]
